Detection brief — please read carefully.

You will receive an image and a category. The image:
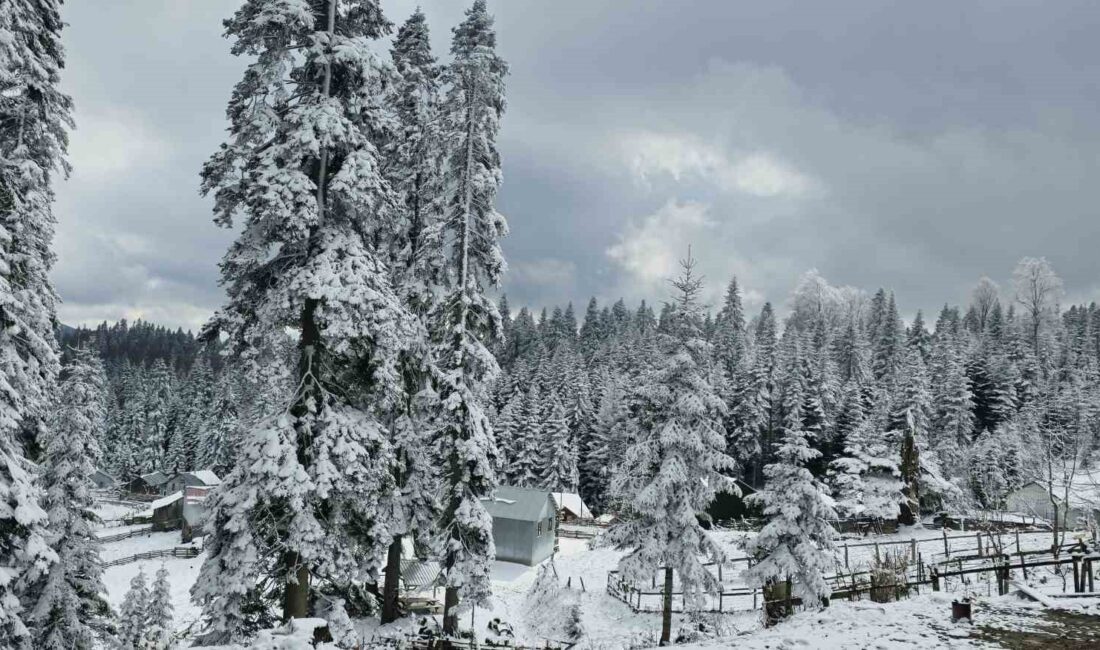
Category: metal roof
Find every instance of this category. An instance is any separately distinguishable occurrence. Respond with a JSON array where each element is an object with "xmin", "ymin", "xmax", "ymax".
[
  {"xmin": 480, "ymin": 486, "xmax": 554, "ymax": 522},
  {"xmin": 400, "ymin": 559, "xmax": 441, "ymax": 592}
]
